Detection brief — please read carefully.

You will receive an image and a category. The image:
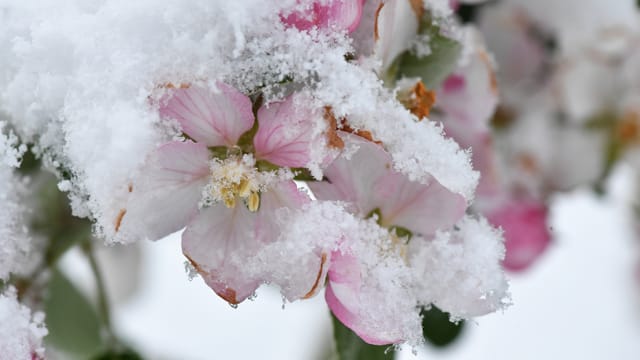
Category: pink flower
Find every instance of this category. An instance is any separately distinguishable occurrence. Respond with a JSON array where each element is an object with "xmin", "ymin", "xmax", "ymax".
[
  {"xmin": 121, "ymin": 83, "xmax": 324, "ymax": 304},
  {"xmin": 282, "ymin": 0, "xmax": 365, "ymax": 33},
  {"xmin": 486, "ymin": 199, "xmax": 551, "ymax": 272},
  {"xmin": 309, "ymin": 133, "xmax": 474, "ymax": 344}
]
